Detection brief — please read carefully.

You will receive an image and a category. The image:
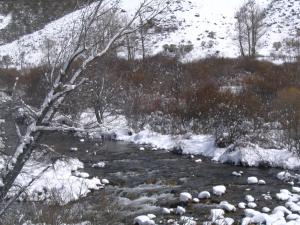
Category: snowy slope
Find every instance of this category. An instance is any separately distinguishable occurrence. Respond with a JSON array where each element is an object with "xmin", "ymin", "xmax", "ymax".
[
  {"xmin": 0, "ymin": 0, "xmax": 299, "ymax": 68},
  {"xmin": 260, "ymin": 0, "xmax": 300, "ymax": 57}
]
